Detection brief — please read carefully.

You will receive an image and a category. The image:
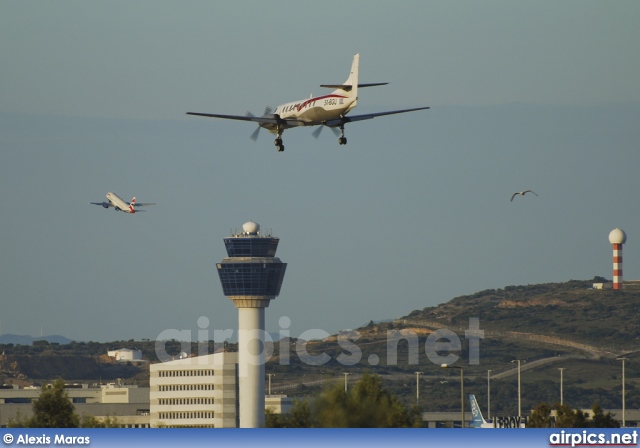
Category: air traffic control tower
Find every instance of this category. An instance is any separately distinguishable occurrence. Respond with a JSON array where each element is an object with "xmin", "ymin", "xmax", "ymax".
[{"xmin": 216, "ymin": 221, "xmax": 287, "ymax": 428}]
